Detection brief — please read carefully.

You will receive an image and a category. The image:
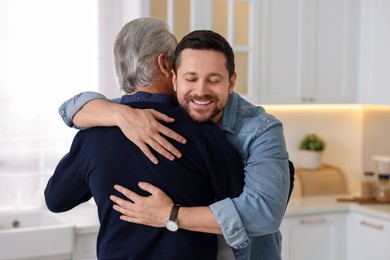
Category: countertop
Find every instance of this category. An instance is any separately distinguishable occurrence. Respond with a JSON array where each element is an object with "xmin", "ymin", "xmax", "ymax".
[
  {"xmin": 286, "ymin": 195, "xmax": 390, "ymax": 221},
  {"xmin": 55, "ymin": 203, "xmax": 100, "ymax": 234},
  {"xmin": 47, "ymin": 195, "xmax": 390, "ymax": 234}
]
